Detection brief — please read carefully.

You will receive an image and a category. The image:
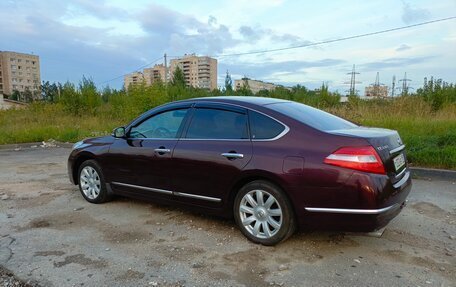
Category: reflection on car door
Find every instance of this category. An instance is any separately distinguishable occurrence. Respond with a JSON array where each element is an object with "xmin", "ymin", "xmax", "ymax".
[
  {"xmin": 106, "ymin": 107, "xmax": 190, "ymax": 199},
  {"xmin": 171, "ymin": 103, "xmax": 252, "ymax": 206}
]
